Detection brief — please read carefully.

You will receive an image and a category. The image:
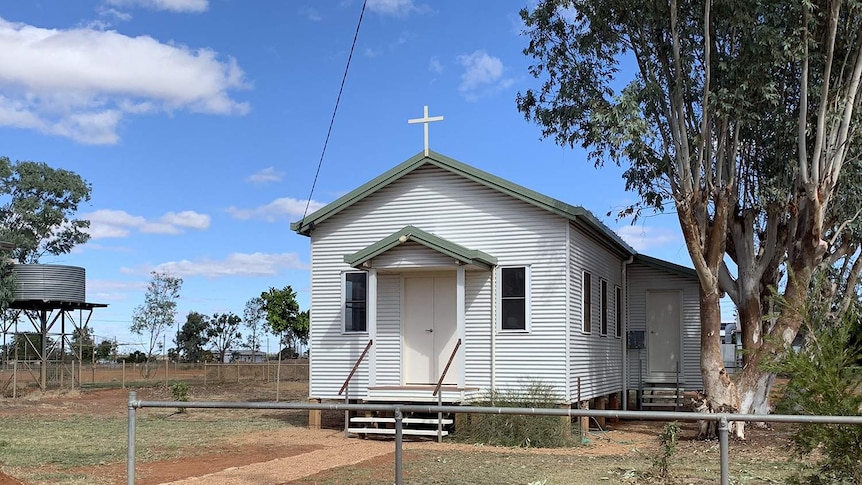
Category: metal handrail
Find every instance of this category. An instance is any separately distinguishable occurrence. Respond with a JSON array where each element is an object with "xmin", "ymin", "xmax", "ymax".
[
  {"xmin": 433, "ymin": 338, "xmax": 461, "ymax": 397},
  {"xmin": 339, "ymin": 339, "xmax": 373, "ymax": 395}
]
